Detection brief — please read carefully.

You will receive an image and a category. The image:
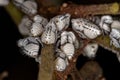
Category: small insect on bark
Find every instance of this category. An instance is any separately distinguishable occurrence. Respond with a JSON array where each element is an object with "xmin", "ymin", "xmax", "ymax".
[
  {"xmin": 33, "ymin": 15, "xmax": 48, "ymax": 26},
  {"xmin": 72, "ymin": 18, "xmax": 102, "ymax": 39},
  {"xmin": 13, "ymin": 0, "xmax": 37, "ymax": 16},
  {"xmin": 61, "ymin": 43, "xmax": 75, "ymax": 60},
  {"xmin": 53, "ymin": 13, "xmax": 70, "ymax": 31},
  {"xmin": 111, "ymin": 20, "xmax": 120, "ymax": 30},
  {"xmin": 17, "ymin": 37, "xmax": 42, "ymax": 58},
  {"xmin": 83, "ymin": 43, "xmax": 99, "ymax": 58},
  {"xmin": 41, "ymin": 26, "xmax": 56, "ymax": 44},
  {"xmin": 99, "ymin": 15, "xmax": 113, "ymax": 35},
  {"xmin": 48, "ymin": 13, "xmax": 71, "ymax": 32},
  {"xmin": 30, "ymin": 15, "xmax": 48, "ymax": 37},
  {"xmin": 61, "ymin": 31, "xmax": 79, "ymax": 49},
  {"xmin": 55, "ymin": 49, "xmax": 69, "ymax": 71},
  {"xmin": 18, "ymin": 16, "xmax": 32, "ymax": 36},
  {"xmin": 109, "ymin": 28, "xmax": 120, "ymax": 48},
  {"xmin": 30, "ymin": 22, "xmax": 44, "ymax": 37},
  {"xmin": 60, "ymin": 31, "xmax": 79, "ymax": 60}
]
